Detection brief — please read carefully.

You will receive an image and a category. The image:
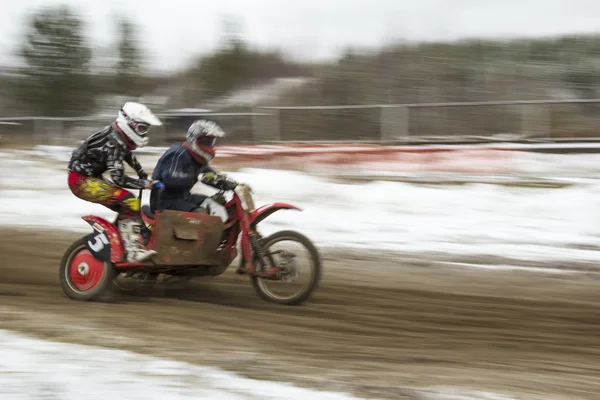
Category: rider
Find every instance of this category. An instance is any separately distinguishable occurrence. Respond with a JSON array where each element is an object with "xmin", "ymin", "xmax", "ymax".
[
  {"xmin": 67, "ymin": 102, "xmax": 164, "ymax": 263},
  {"xmin": 149, "ymin": 119, "xmax": 238, "ymax": 218}
]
